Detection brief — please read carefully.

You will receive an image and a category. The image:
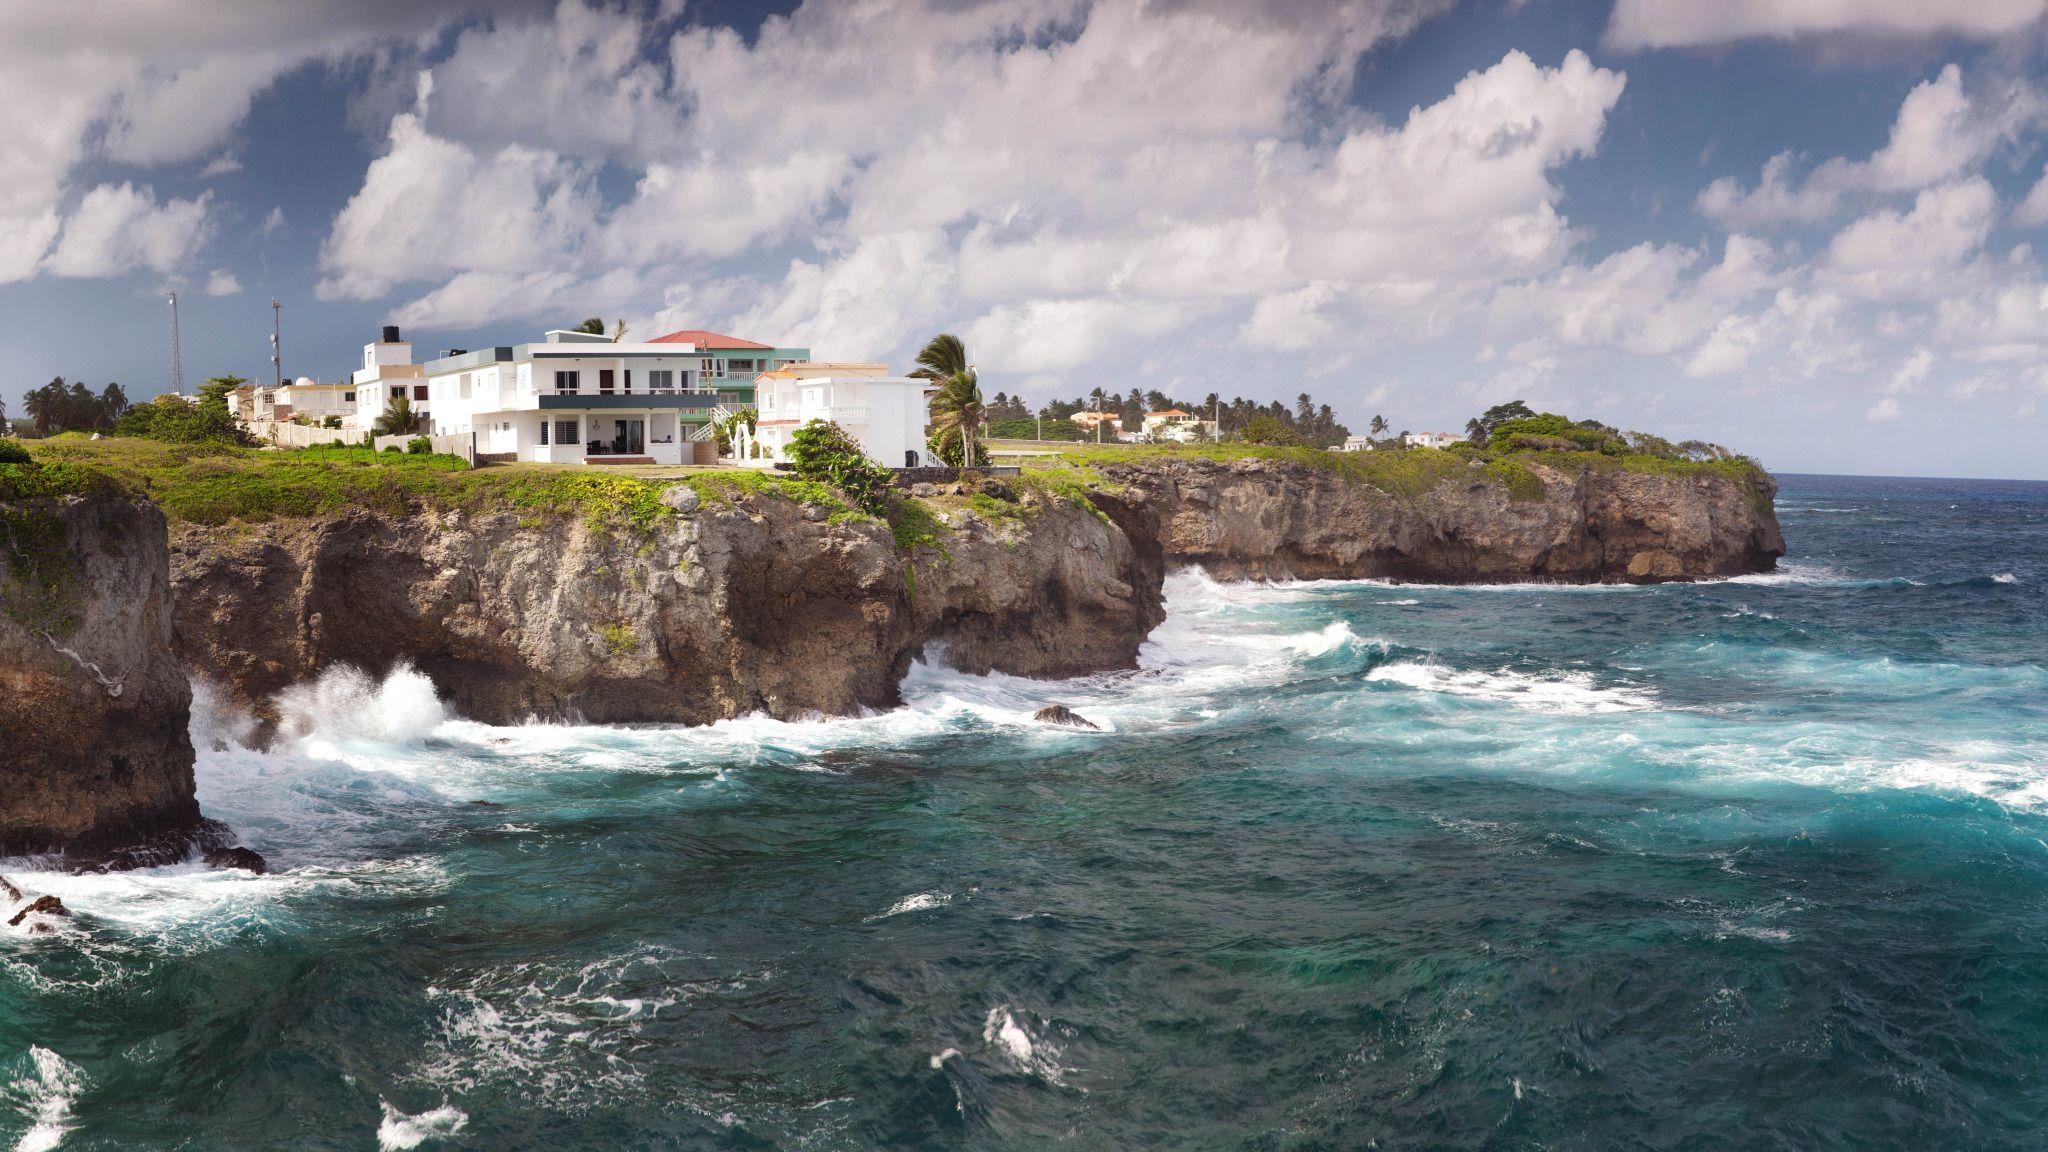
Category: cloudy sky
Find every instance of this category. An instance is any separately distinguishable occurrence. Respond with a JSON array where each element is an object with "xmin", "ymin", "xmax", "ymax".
[{"xmin": 5, "ymin": 0, "xmax": 2048, "ymax": 478}]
